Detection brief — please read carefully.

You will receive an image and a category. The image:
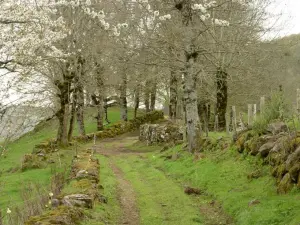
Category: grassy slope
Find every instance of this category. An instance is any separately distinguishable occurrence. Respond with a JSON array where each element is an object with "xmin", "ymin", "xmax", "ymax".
[
  {"xmin": 0, "ymin": 107, "xmax": 135, "ymax": 216},
  {"xmin": 146, "ymin": 145, "xmax": 300, "ymax": 225}
]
